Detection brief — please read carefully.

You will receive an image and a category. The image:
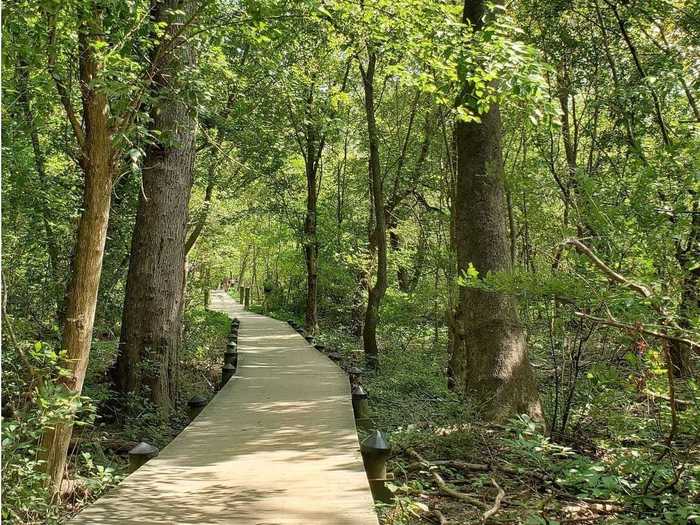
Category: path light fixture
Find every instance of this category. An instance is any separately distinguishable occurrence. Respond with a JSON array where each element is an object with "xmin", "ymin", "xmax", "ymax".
[
  {"xmin": 187, "ymin": 395, "xmax": 207, "ymax": 420},
  {"xmin": 351, "ymin": 384, "xmax": 370, "ymax": 429},
  {"xmin": 361, "ymin": 430, "xmax": 390, "ymax": 478},
  {"xmin": 314, "ymin": 343, "xmax": 326, "ymax": 352},
  {"xmin": 297, "ymin": 328, "xmax": 305, "ymax": 337},
  {"xmin": 224, "ymin": 349, "xmax": 238, "ymax": 368},
  {"xmin": 287, "ymin": 319, "xmax": 295, "ymax": 326},
  {"xmin": 365, "ymin": 353, "xmax": 378, "ymax": 371},
  {"xmin": 221, "ymin": 362, "xmax": 236, "ymax": 386},
  {"xmin": 128, "ymin": 442, "xmax": 159, "ymax": 473},
  {"xmin": 304, "ymin": 335, "xmax": 315, "ymax": 345},
  {"xmin": 348, "ymin": 366, "xmax": 363, "ymax": 385},
  {"xmin": 360, "ymin": 430, "xmax": 393, "ymax": 503}
]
